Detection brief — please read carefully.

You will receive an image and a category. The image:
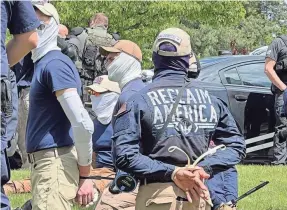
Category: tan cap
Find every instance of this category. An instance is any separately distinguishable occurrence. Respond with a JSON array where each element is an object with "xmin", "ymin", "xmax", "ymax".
[
  {"xmin": 152, "ymin": 28, "xmax": 191, "ymax": 56},
  {"xmin": 33, "ymin": 2, "xmax": 60, "ymax": 25},
  {"xmin": 100, "ymin": 40, "xmax": 142, "ymax": 62},
  {"xmin": 85, "ymin": 75, "xmax": 121, "ymax": 94}
]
